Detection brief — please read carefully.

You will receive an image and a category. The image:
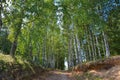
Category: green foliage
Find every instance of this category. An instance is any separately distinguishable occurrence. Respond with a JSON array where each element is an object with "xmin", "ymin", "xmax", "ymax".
[
  {"xmin": 0, "ymin": 53, "xmax": 44, "ymax": 79},
  {"xmin": 0, "ymin": 53, "xmax": 14, "ymax": 63},
  {"xmin": 107, "ymin": 6, "xmax": 120, "ymax": 55},
  {"xmin": 0, "ymin": 28, "xmax": 11, "ymax": 54}
]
